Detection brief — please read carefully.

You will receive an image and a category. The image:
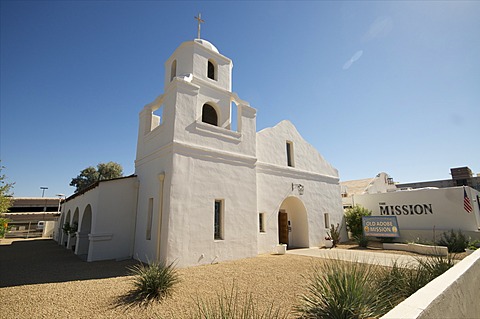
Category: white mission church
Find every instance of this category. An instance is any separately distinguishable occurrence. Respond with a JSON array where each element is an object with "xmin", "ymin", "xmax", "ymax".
[{"xmin": 55, "ymin": 35, "xmax": 344, "ymax": 268}]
